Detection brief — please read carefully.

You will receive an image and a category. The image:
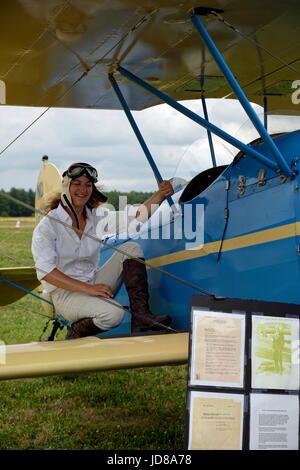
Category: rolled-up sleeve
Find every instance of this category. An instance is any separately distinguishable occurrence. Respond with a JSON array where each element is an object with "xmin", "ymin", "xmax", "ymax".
[{"xmin": 31, "ymin": 218, "xmax": 57, "ymax": 281}]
